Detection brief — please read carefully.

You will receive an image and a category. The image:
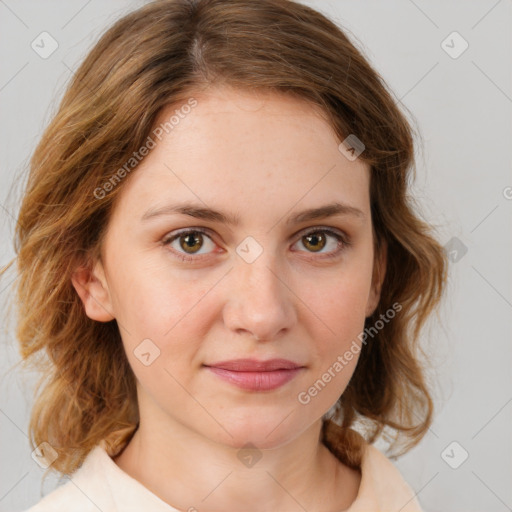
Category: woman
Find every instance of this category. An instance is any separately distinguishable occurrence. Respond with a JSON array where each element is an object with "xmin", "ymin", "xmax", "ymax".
[{"xmin": 9, "ymin": 0, "xmax": 447, "ymax": 510}]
